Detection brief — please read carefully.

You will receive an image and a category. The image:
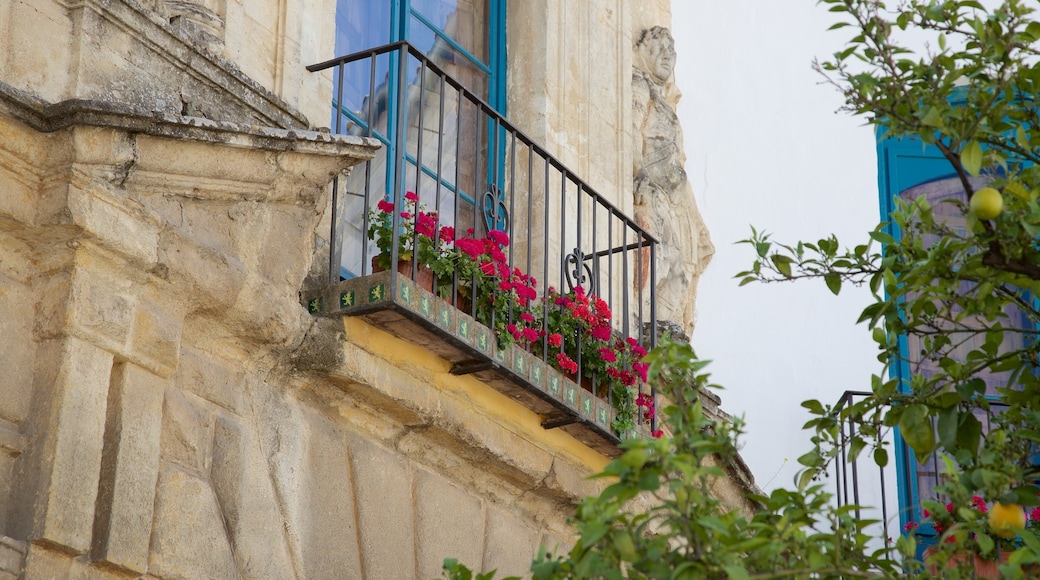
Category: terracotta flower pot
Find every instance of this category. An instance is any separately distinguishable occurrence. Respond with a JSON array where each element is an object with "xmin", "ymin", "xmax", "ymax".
[{"xmin": 923, "ymin": 547, "xmax": 1005, "ymax": 579}]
